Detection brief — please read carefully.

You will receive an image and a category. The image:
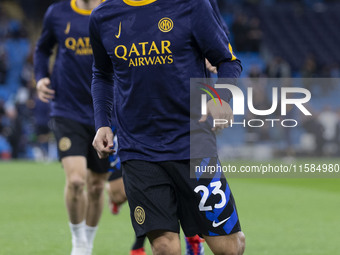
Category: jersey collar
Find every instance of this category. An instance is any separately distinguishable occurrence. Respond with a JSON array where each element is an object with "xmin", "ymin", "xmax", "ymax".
[
  {"xmin": 70, "ymin": 0, "xmax": 105, "ymax": 16},
  {"xmin": 123, "ymin": 0, "xmax": 157, "ymax": 7}
]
